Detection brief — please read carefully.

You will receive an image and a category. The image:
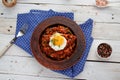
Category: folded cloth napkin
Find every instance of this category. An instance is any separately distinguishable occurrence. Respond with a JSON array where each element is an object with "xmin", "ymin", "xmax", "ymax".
[{"xmin": 14, "ymin": 9, "xmax": 93, "ymax": 78}]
